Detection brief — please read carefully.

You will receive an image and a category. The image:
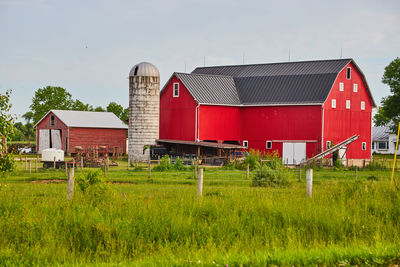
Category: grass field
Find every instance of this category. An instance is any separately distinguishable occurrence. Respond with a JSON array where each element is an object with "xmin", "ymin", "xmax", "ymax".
[{"xmin": 0, "ymin": 159, "xmax": 399, "ymax": 266}]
